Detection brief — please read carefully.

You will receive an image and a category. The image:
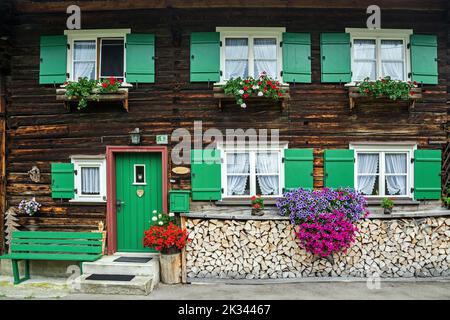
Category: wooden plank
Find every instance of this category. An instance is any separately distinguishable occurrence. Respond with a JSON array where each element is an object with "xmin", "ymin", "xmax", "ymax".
[
  {"xmin": 14, "ymin": 0, "xmax": 448, "ymax": 13},
  {"xmin": 12, "ymin": 231, "xmax": 103, "ymax": 239},
  {"xmin": 0, "ymin": 75, "xmax": 6, "ymax": 254},
  {"xmin": 10, "ymin": 244, "xmax": 103, "ymax": 254},
  {"xmin": 1, "ymin": 253, "xmax": 102, "ymax": 261}
]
